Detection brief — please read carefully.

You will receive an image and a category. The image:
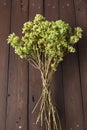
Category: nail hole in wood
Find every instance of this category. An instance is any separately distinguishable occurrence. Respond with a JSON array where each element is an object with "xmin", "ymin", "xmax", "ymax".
[
  {"xmin": 20, "ymin": 0, "xmax": 23, "ymax": 9},
  {"xmin": 38, "ymin": 6, "xmax": 41, "ymax": 9},
  {"xmin": 67, "ymin": 3, "xmax": 70, "ymax": 6},
  {"xmin": 16, "ymin": 121, "xmax": 19, "ymax": 124},
  {"xmin": 19, "ymin": 117, "xmax": 21, "ymax": 120},
  {"xmin": 32, "ymin": 3, "xmax": 35, "ymax": 6},
  {"xmin": 76, "ymin": 124, "xmax": 79, "ymax": 127},
  {"xmin": 8, "ymin": 94, "xmax": 11, "ymax": 97},
  {"xmin": 48, "ymin": 3, "xmax": 50, "ymax": 6},
  {"xmin": 52, "ymin": 6, "xmax": 55, "ymax": 9},
  {"xmin": 3, "ymin": 2, "xmax": 6, "ymax": 6},
  {"xmin": 78, "ymin": 8, "xmax": 80, "ymax": 11},
  {"xmin": 19, "ymin": 126, "xmax": 22, "ymax": 129},
  {"xmin": 32, "ymin": 96, "xmax": 35, "ymax": 102}
]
